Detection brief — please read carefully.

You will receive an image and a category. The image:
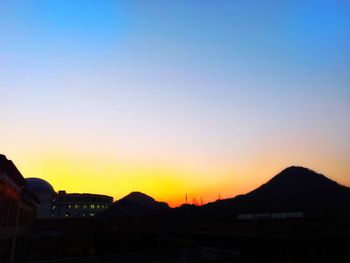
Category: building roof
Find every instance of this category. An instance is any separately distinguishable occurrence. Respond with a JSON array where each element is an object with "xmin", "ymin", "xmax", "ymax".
[
  {"xmin": 26, "ymin": 177, "xmax": 55, "ymax": 192},
  {"xmin": 56, "ymin": 191, "xmax": 113, "ymax": 202},
  {"xmin": 0, "ymin": 154, "xmax": 27, "ymax": 186}
]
